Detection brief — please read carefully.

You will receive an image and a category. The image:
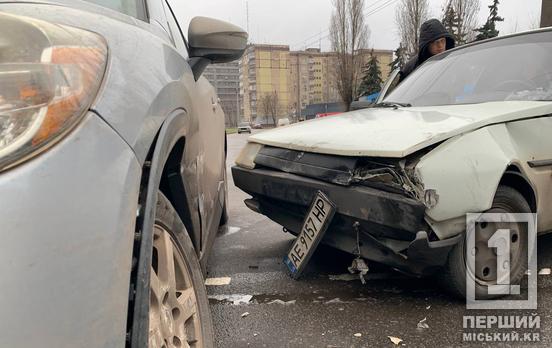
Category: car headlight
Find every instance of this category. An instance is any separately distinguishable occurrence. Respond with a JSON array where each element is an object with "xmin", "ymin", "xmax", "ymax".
[
  {"xmin": 0, "ymin": 13, "xmax": 107, "ymax": 172},
  {"xmin": 235, "ymin": 143, "xmax": 263, "ymax": 169}
]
